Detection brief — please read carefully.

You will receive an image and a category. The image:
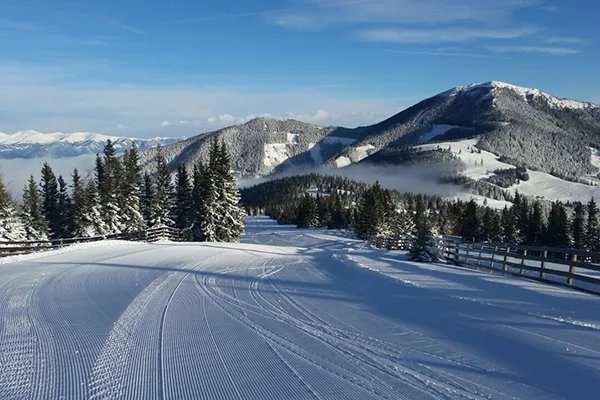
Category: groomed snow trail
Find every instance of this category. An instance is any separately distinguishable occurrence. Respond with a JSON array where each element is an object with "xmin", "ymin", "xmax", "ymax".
[{"xmin": 1, "ymin": 218, "xmax": 600, "ymax": 399}]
